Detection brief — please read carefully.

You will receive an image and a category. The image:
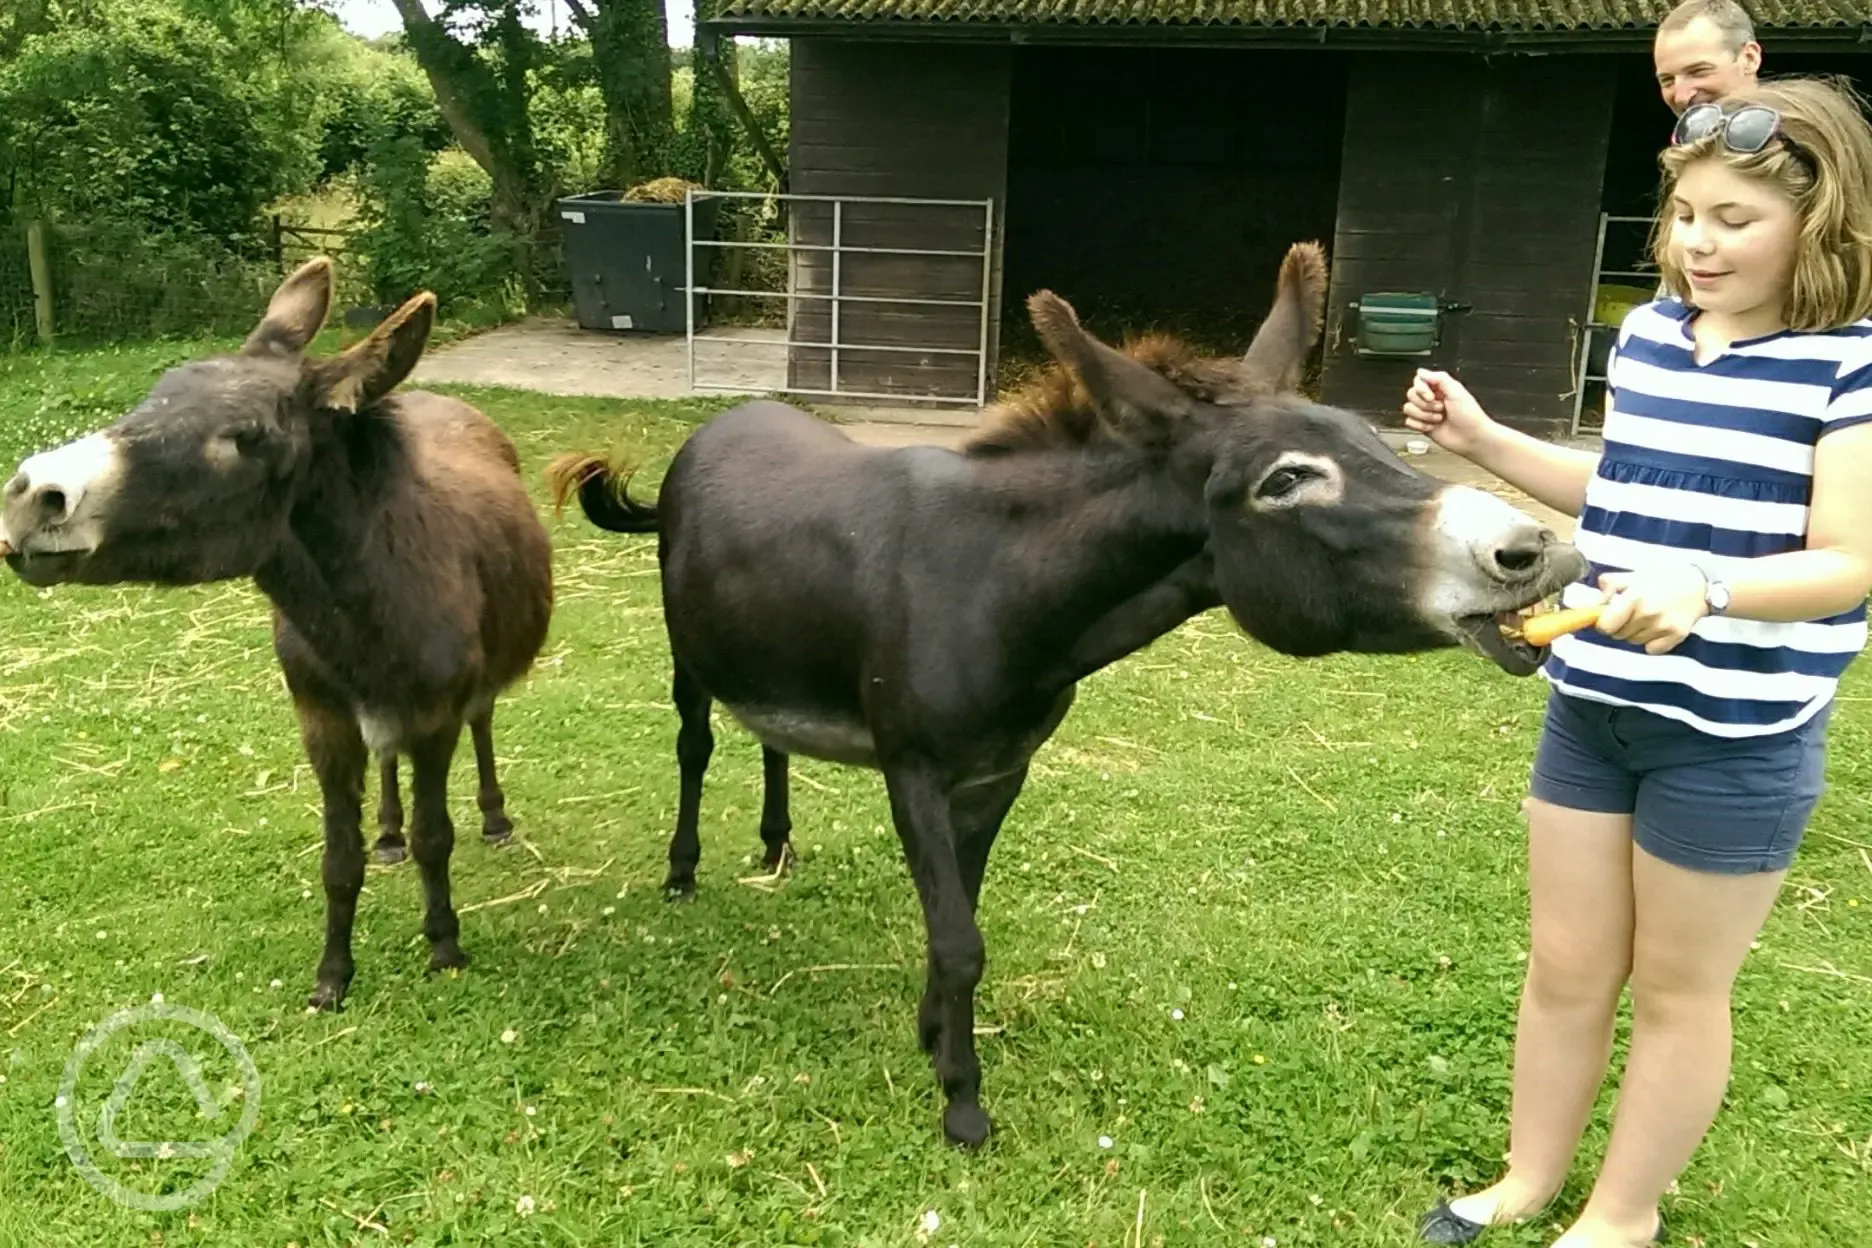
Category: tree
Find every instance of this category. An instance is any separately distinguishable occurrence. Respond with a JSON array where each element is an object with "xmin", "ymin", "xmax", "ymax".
[
  {"xmin": 0, "ymin": 1, "xmax": 294, "ymax": 239},
  {"xmin": 674, "ymin": 24, "xmax": 731, "ymax": 187},
  {"xmin": 387, "ymin": 0, "xmax": 551, "ymax": 236},
  {"xmin": 562, "ymin": 0, "xmax": 674, "ymax": 189},
  {"xmin": 0, "ymin": 0, "xmax": 50, "ymax": 60}
]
